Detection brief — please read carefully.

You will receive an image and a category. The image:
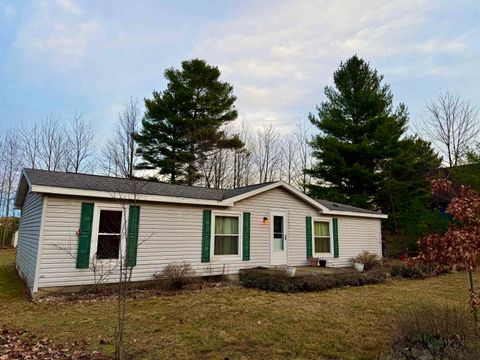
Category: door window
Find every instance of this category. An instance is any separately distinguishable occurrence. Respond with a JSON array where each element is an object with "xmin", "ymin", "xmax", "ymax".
[{"xmin": 273, "ymin": 215, "xmax": 284, "ymax": 251}]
